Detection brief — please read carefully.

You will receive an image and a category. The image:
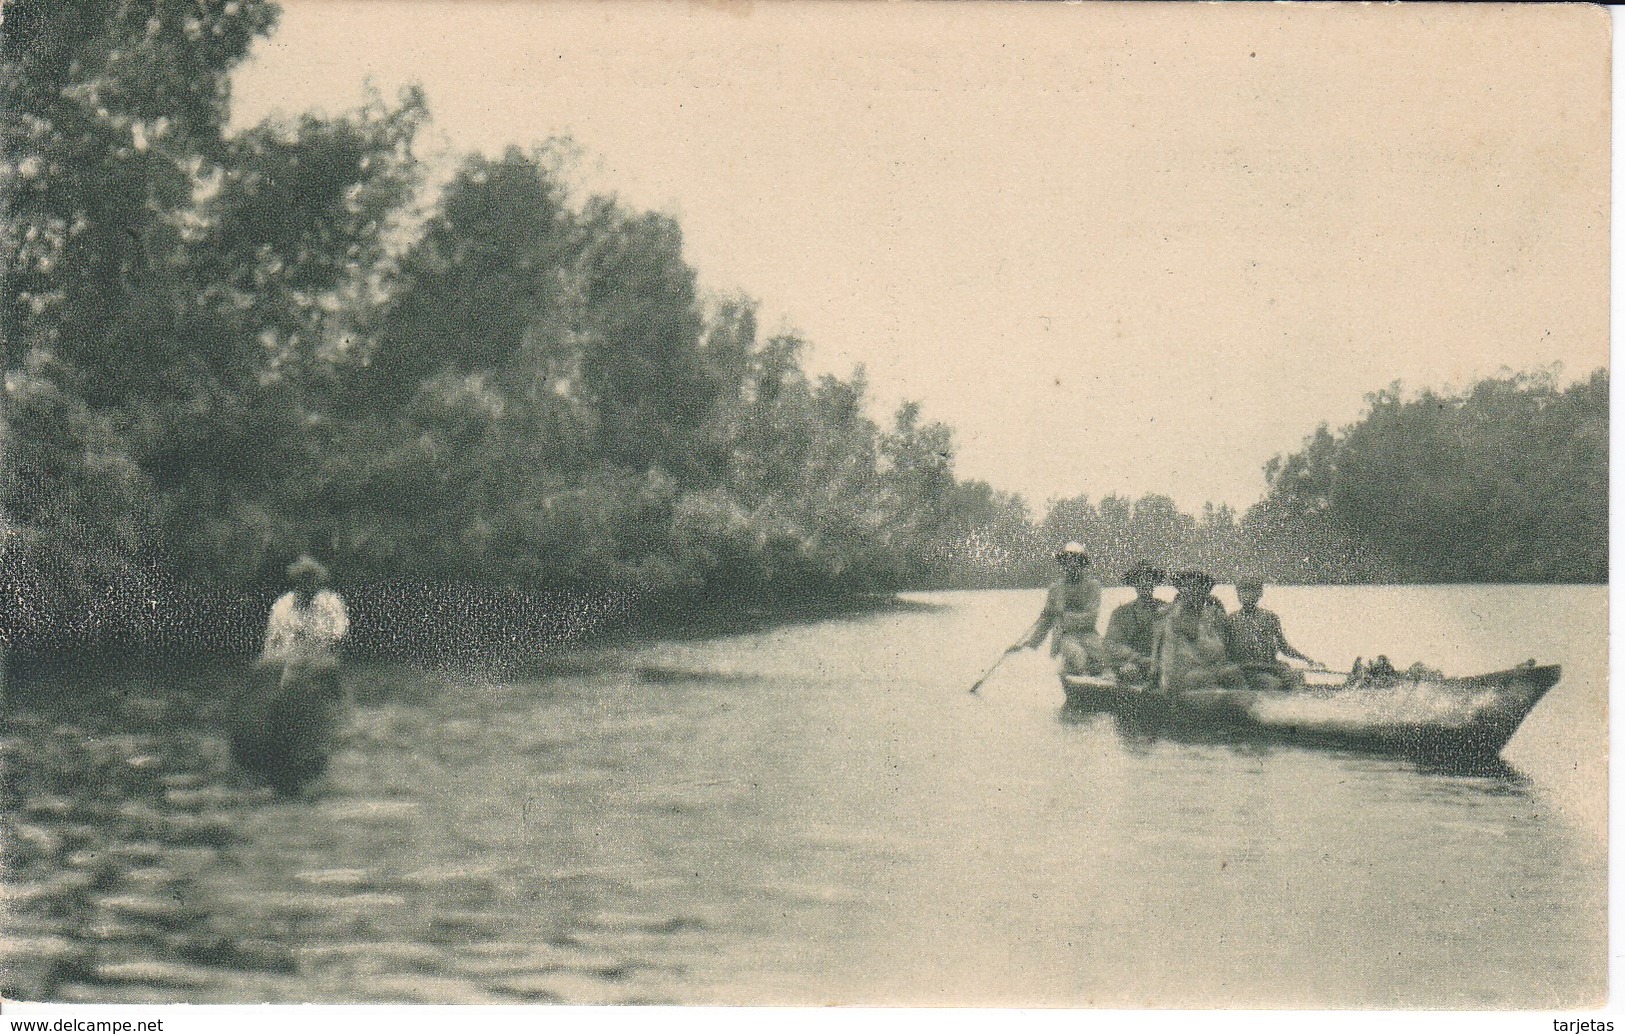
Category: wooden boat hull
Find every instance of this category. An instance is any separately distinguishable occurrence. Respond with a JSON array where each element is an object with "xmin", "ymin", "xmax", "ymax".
[
  {"xmin": 230, "ymin": 662, "xmax": 347, "ymax": 794},
  {"xmin": 1061, "ymin": 664, "xmax": 1560, "ymax": 761}
]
